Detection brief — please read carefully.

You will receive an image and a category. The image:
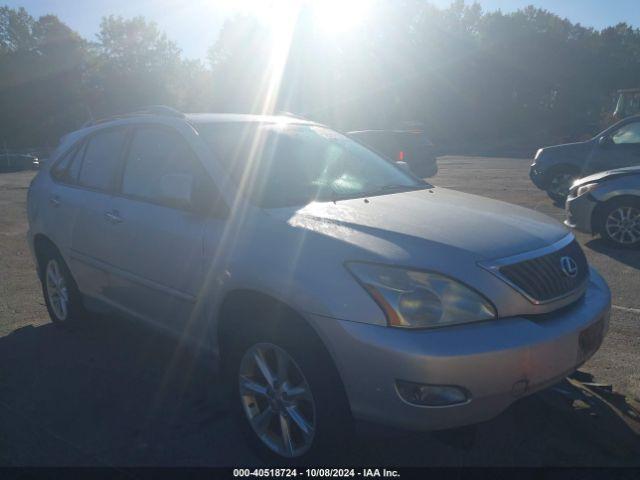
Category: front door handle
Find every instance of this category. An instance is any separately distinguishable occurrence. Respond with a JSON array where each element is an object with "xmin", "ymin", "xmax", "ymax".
[
  {"xmin": 49, "ymin": 195, "xmax": 61, "ymax": 207},
  {"xmin": 104, "ymin": 211, "xmax": 123, "ymax": 224}
]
